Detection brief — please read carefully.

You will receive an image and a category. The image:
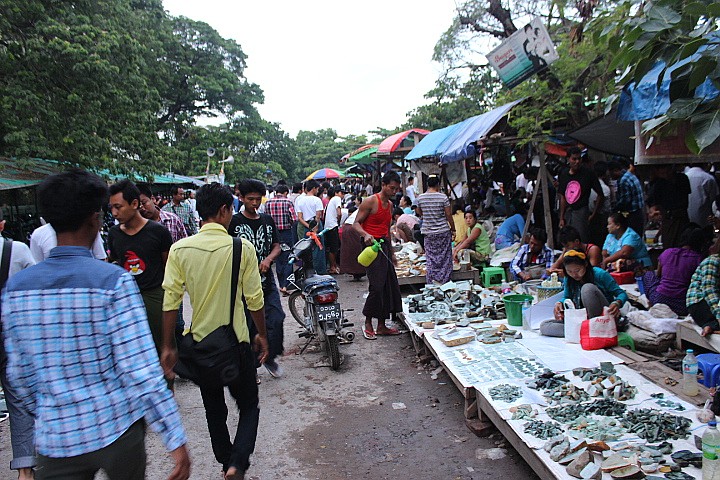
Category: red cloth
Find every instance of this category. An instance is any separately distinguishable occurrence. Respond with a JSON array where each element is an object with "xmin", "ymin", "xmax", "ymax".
[{"xmin": 361, "ymin": 193, "xmax": 392, "ymax": 239}]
